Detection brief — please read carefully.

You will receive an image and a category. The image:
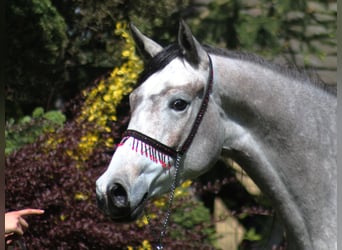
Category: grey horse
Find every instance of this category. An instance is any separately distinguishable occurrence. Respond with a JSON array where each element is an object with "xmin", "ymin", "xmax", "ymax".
[{"xmin": 96, "ymin": 21, "xmax": 336, "ymax": 249}]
